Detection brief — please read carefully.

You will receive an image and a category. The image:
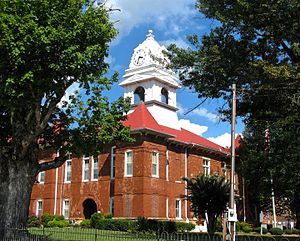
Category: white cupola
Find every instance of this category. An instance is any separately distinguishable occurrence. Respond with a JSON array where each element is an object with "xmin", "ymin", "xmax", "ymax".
[{"xmin": 119, "ymin": 30, "xmax": 181, "ymax": 130}]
